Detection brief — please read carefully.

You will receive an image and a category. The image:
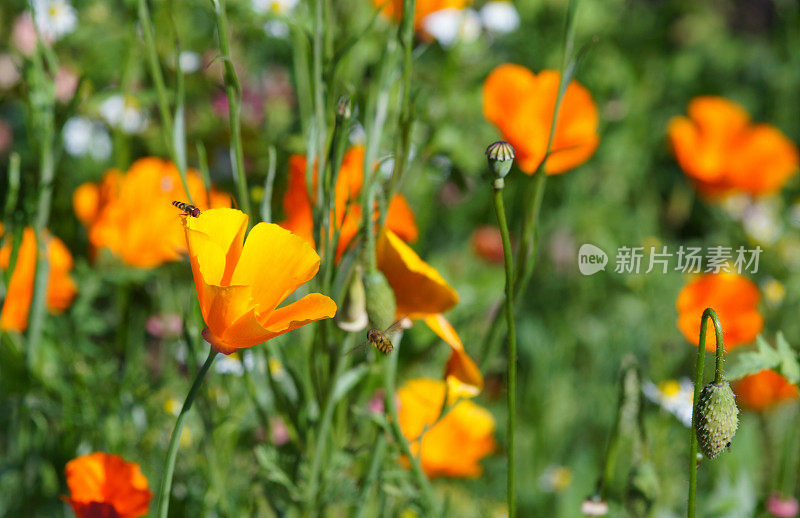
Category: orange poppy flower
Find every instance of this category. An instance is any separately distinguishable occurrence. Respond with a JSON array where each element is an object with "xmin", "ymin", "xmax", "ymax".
[
  {"xmin": 376, "ymin": 229, "xmax": 483, "ymax": 393},
  {"xmin": 63, "ymin": 452, "xmax": 152, "ymax": 518},
  {"xmin": 397, "ymin": 378, "xmax": 495, "ymax": 478},
  {"xmin": 734, "ymin": 370, "xmax": 798, "ymax": 412},
  {"xmin": 374, "ymin": 0, "xmax": 468, "ymax": 29},
  {"xmin": 668, "ymin": 96, "xmax": 799, "ymax": 196},
  {"xmin": 280, "ymin": 146, "xmax": 418, "ymax": 260},
  {"xmin": 184, "ymin": 208, "xmax": 337, "ymax": 354},
  {"xmin": 0, "ymin": 226, "xmax": 77, "ymax": 332},
  {"xmin": 73, "ymin": 157, "xmax": 229, "ymax": 268},
  {"xmin": 676, "ymin": 273, "xmax": 763, "ymax": 351},
  {"xmin": 482, "ymin": 64, "xmax": 599, "ymax": 174}
]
